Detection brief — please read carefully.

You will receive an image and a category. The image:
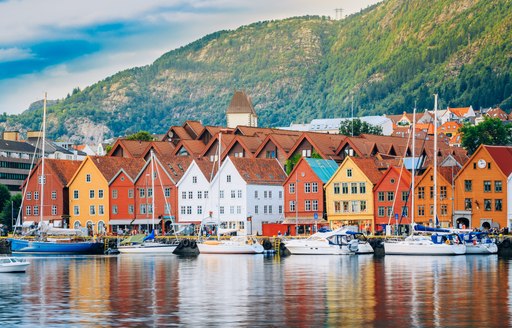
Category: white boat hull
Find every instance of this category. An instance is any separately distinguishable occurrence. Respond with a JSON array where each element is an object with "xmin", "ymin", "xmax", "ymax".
[
  {"xmin": 285, "ymin": 240, "xmax": 355, "ymax": 255},
  {"xmin": 0, "ymin": 258, "xmax": 30, "ymax": 273},
  {"xmin": 384, "ymin": 240, "xmax": 466, "ymax": 255},
  {"xmin": 197, "ymin": 242, "xmax": 264, "ymax": 254},
  {"xmin": 465, "ymin": 243, "xmax": 498, "ymax": 254},
  {"xmin": 118, "ymin": 242, "xmax": 177, "ymax": 254},
  {"xmin": 356, "ymin": 242, "xmax": 374, "ymax": 254}
]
